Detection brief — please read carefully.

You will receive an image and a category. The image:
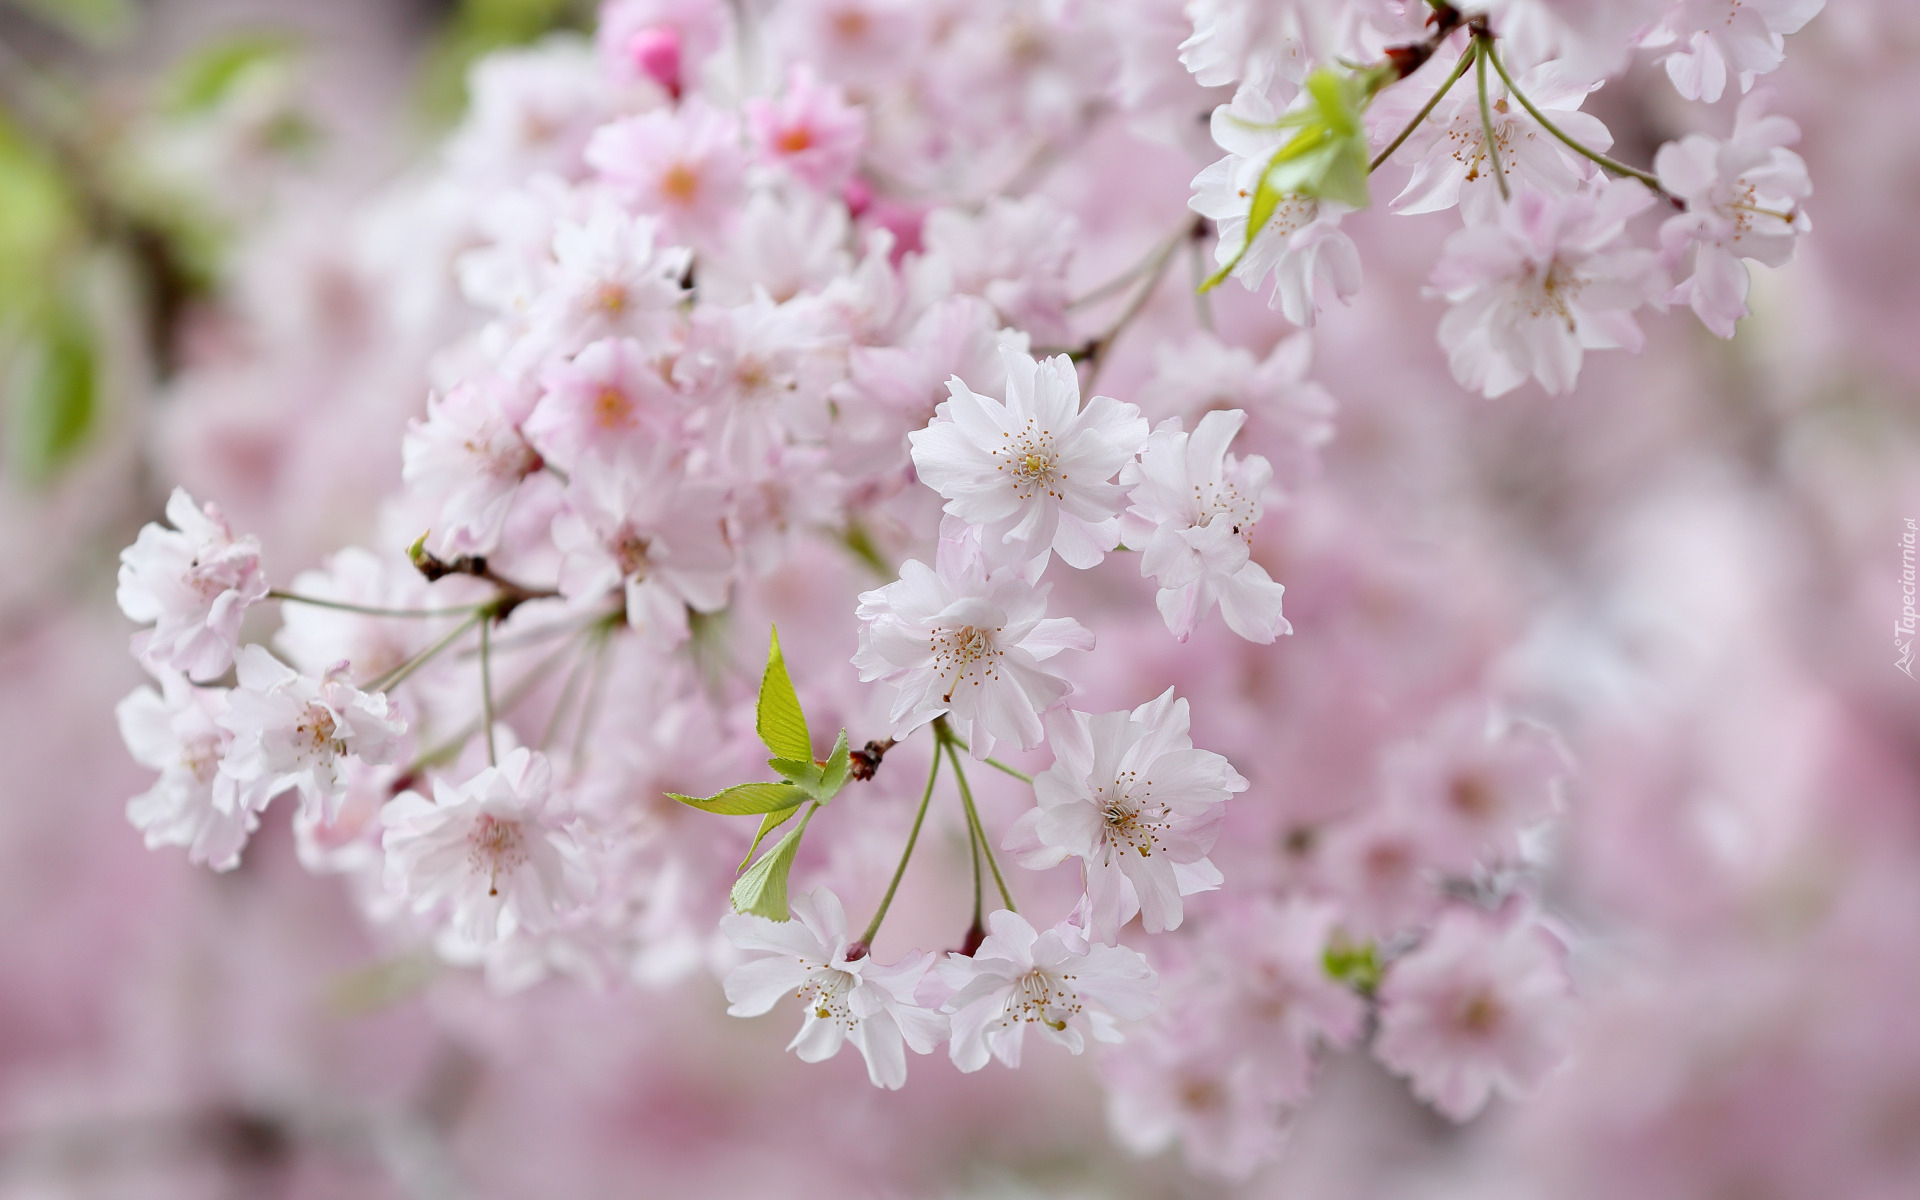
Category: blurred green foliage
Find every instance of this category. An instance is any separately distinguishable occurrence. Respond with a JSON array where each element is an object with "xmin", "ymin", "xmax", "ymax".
[{"xmin": 416, "ymin": 0, "xmax": 595, "ymax": 124}]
